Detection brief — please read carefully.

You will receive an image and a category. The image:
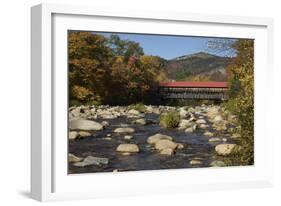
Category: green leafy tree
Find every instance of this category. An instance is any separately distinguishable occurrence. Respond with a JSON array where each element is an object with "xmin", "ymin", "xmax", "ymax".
[
  {"xmin": 227, "ymin": 39, "xmax": 254, "ymax": 165},
  {"xmin": 208, "ymin": 38, "xmax": 254, "ymax": 165},
  {"xmin": 108, "ymin": 34, "xmax": 144, "ymax": 62}
]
